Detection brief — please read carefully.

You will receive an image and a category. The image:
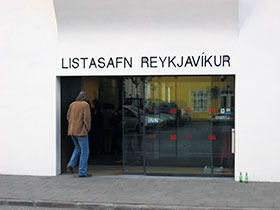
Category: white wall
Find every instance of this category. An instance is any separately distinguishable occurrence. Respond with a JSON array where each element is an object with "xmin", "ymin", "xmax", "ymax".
[
  {"xmin": 1, "ymin": 0, "xmax": 280, "ymax": 181},
  {"xmin": 54, "ymin": 0, "xmax": 280, "ymax": 182},
  {"xmin": 236, "ymin": 0, "xmax": 280, "ymax": 182},
  {"xmin": 0, "ymin": 0, "xmax": 58, "ymax": 175},
  {"xmin": 55, "ymin": 0, "xmax": 238, "ymax": 76}
]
